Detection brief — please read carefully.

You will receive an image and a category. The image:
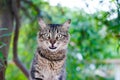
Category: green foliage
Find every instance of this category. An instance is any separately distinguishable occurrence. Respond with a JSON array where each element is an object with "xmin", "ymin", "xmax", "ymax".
[
  {"xmin": 0, "ymin": 51, "xmax": 5, "ymax": 74},
  {"xmin": 0, "ymin": 51, "xmax": 4, "ymax": 60},
  {"xmin": 0, "ymin": 27, "xmax": 9, "ymax": 59},
  {"xmin": 6, "ymin": 0, "xmax": 120, "ymax": 80}
]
